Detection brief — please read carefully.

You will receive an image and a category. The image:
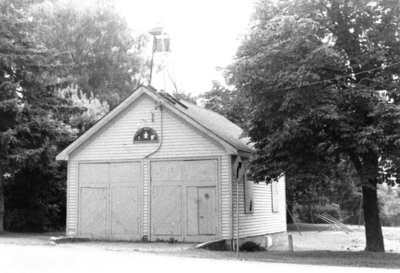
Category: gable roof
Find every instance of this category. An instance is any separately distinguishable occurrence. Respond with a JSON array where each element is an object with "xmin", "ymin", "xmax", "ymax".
[
  {"xmin": 176, "ymin": 100, "xmax": 253, "ymax": 154},
  {"xmin": 56, "ymin": 85, "xmax": 254, "ymax": 160}
]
